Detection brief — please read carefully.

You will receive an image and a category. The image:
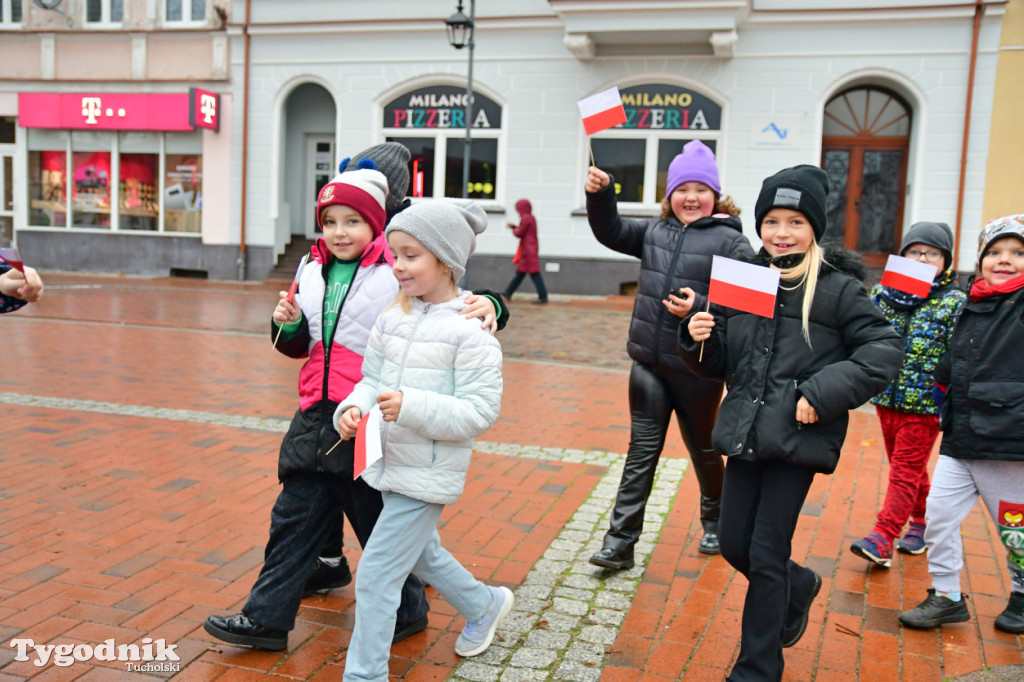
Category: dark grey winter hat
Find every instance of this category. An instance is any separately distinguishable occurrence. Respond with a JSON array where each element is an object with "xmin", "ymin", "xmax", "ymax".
[
  {"xmin": 899, "ymin": 221, "xmax": 954, "ymax": 271},
  {"xmin": 754, "ymin": 165, "xmax": 830, "ymax": 241},
  {"xmin": 339, "ymin": 142, "xmax": 411, "ymax": 219}
]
